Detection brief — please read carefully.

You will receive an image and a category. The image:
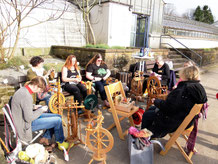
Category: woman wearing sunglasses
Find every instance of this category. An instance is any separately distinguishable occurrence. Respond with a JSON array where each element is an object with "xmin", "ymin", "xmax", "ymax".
[{"xmin": 86, "ymin": 54, "xmax": 111, "ymax": 107}]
